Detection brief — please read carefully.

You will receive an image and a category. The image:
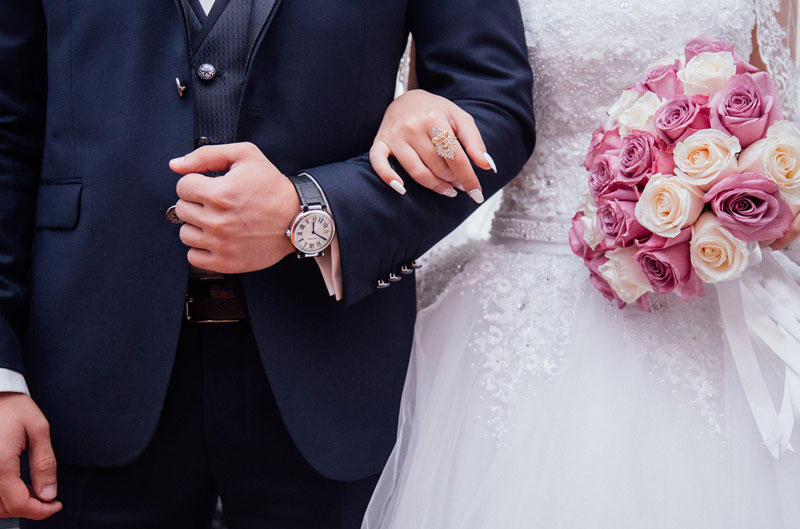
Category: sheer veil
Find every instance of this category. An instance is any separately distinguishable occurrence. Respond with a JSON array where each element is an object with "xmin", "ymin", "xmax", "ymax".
[
  {"xmin": 756, "ymin": 0, "xmax": 799, "ymax": 122},
  {"xmin": 755, "ymin": 0, "xmax": 800, "ymax": 262}
]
